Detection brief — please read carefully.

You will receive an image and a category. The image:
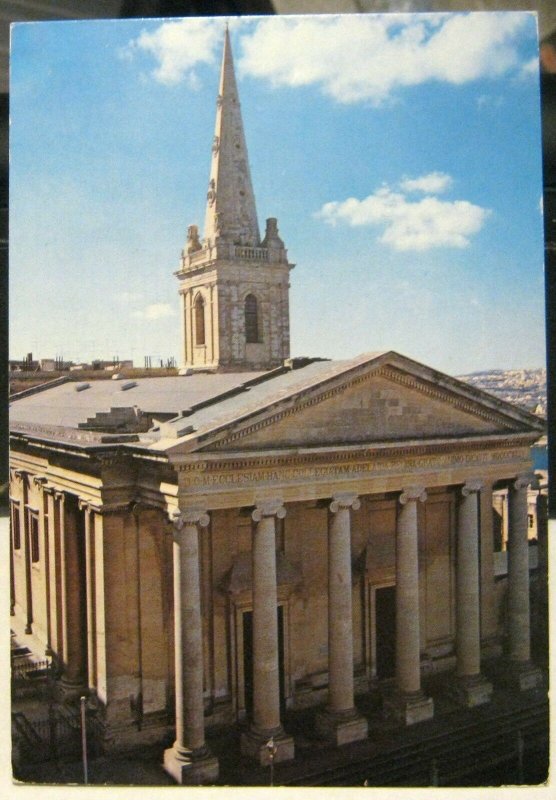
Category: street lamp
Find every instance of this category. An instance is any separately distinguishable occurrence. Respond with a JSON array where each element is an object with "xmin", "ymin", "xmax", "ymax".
[{"xmin": 266, "ymin": 737, "xmax": 278, "ymax": 786}]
